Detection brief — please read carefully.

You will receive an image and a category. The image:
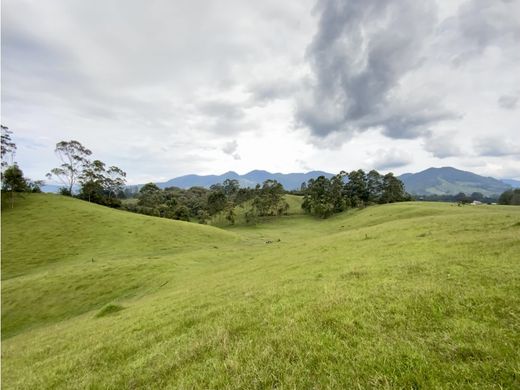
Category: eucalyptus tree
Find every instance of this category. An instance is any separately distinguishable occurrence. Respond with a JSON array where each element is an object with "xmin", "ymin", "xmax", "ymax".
[
  {"xmin": 47, "ymin": 140, "xmax": 92, "ymax": 195},
  {"xmin": 1, "ymin": 125, "xmax": 17, "ymax": 171}
]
